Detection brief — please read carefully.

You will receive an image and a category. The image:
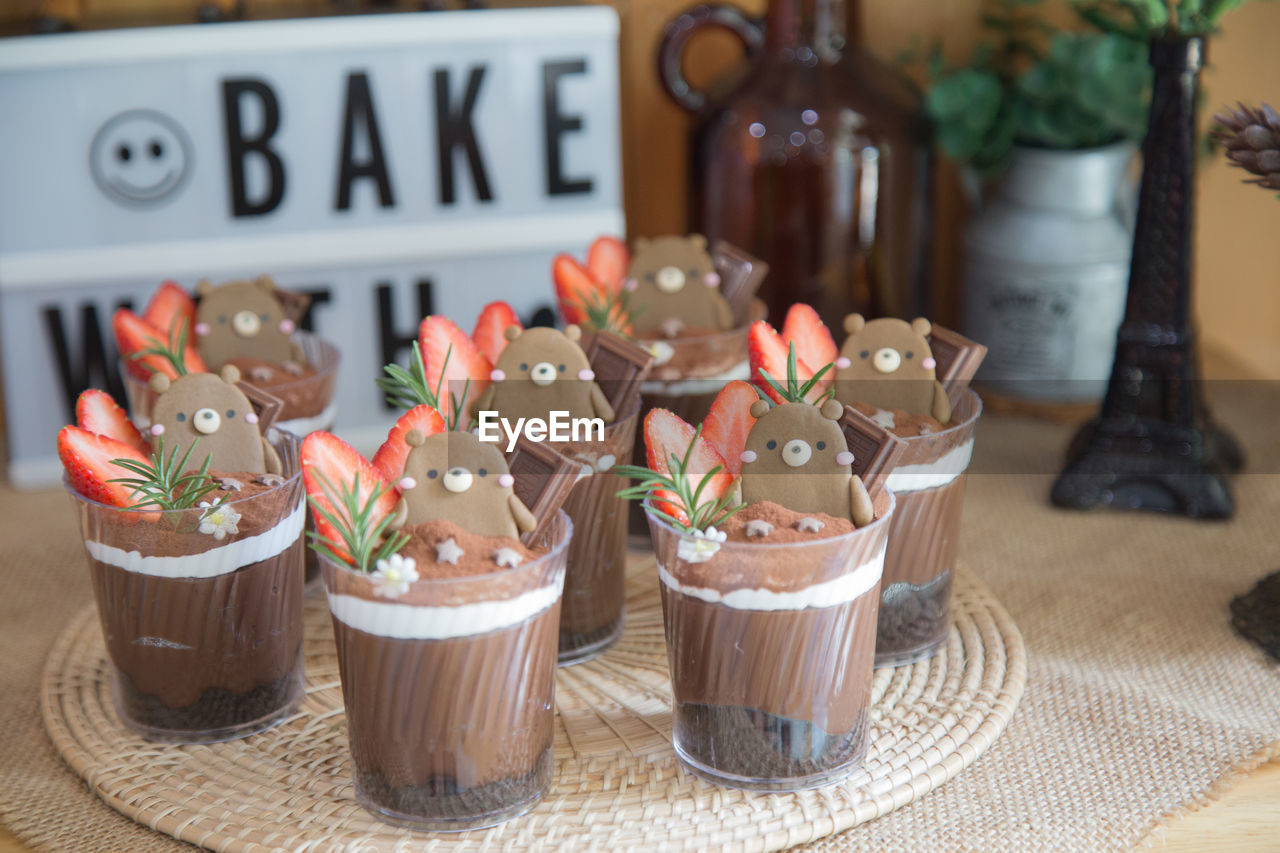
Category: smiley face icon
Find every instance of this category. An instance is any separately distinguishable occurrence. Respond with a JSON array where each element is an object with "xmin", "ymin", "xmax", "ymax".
[{"xmin": 90, "ymin": 110, "xmax": 193, "ymax": 207}]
